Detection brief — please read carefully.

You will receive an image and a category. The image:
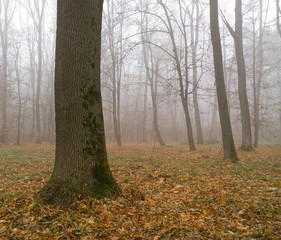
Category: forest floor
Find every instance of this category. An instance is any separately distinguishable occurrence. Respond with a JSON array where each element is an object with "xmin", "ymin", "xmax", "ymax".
[{"xmin": 0, "ymin": 143, "xmax": 280, "ymax": 239}]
